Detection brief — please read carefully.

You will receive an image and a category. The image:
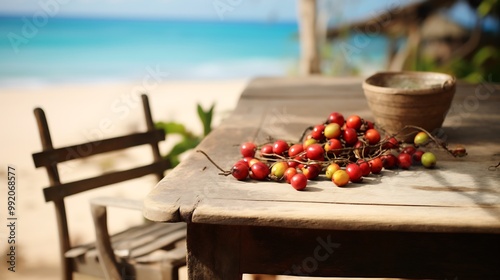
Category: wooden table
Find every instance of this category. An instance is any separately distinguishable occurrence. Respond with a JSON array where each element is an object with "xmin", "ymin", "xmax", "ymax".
[{"xmin": 143, "ymin": 77, "xmax": 500, "ymax": 279}]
